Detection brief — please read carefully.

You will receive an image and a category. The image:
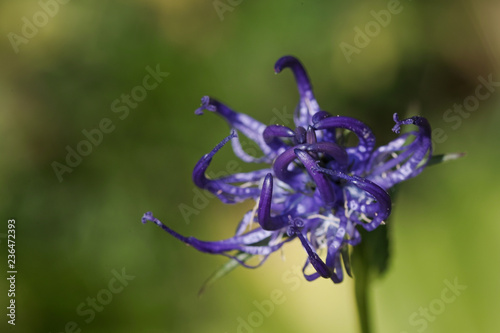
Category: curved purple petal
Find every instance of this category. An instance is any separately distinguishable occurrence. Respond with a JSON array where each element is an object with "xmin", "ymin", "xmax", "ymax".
[
  {"xmin": 274, "ymin": 56, "xmax": 320, "ymax": 127},
  {"xmin": 368, "ymin": 114, "xmax": 432, "ymax": 189},
  {"xmin": 287, "ymin": 217, "xmax": 332, "ymax": 279},
  {"xmin": 257, "ymin": 174, "xmax": 290, "ymax": 230},
  {"xmin": 315, "ymin": 166, "xmax": 391, "ymax": 231},
  {"xmin": 306, "ymin": 141, "xmax": 349, "ymax": 167},
  {"xmin": 263, "ymin": 124, "xmax": 295, "ymax": 151},
  {"xmin": 193, "ymin": 132, "xmax": 260, "ymax": 203},
  {"xmin": 294, "ymin": 149, "xmax": 336, "ymax": 208},
  {"xmin": 272, "ymin": 146, "xmax": 304, "ymax": 185},
  {"xmin": 313, "ymin": 116, "xmax": 376, "ymax": 172},
  {"xmin": 142, "ymin": 212, "xmax": 289, "ymax": 256},
  {"xmin": 196, "ymin": 96, "xmax": 275, "ymax": 162}
]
